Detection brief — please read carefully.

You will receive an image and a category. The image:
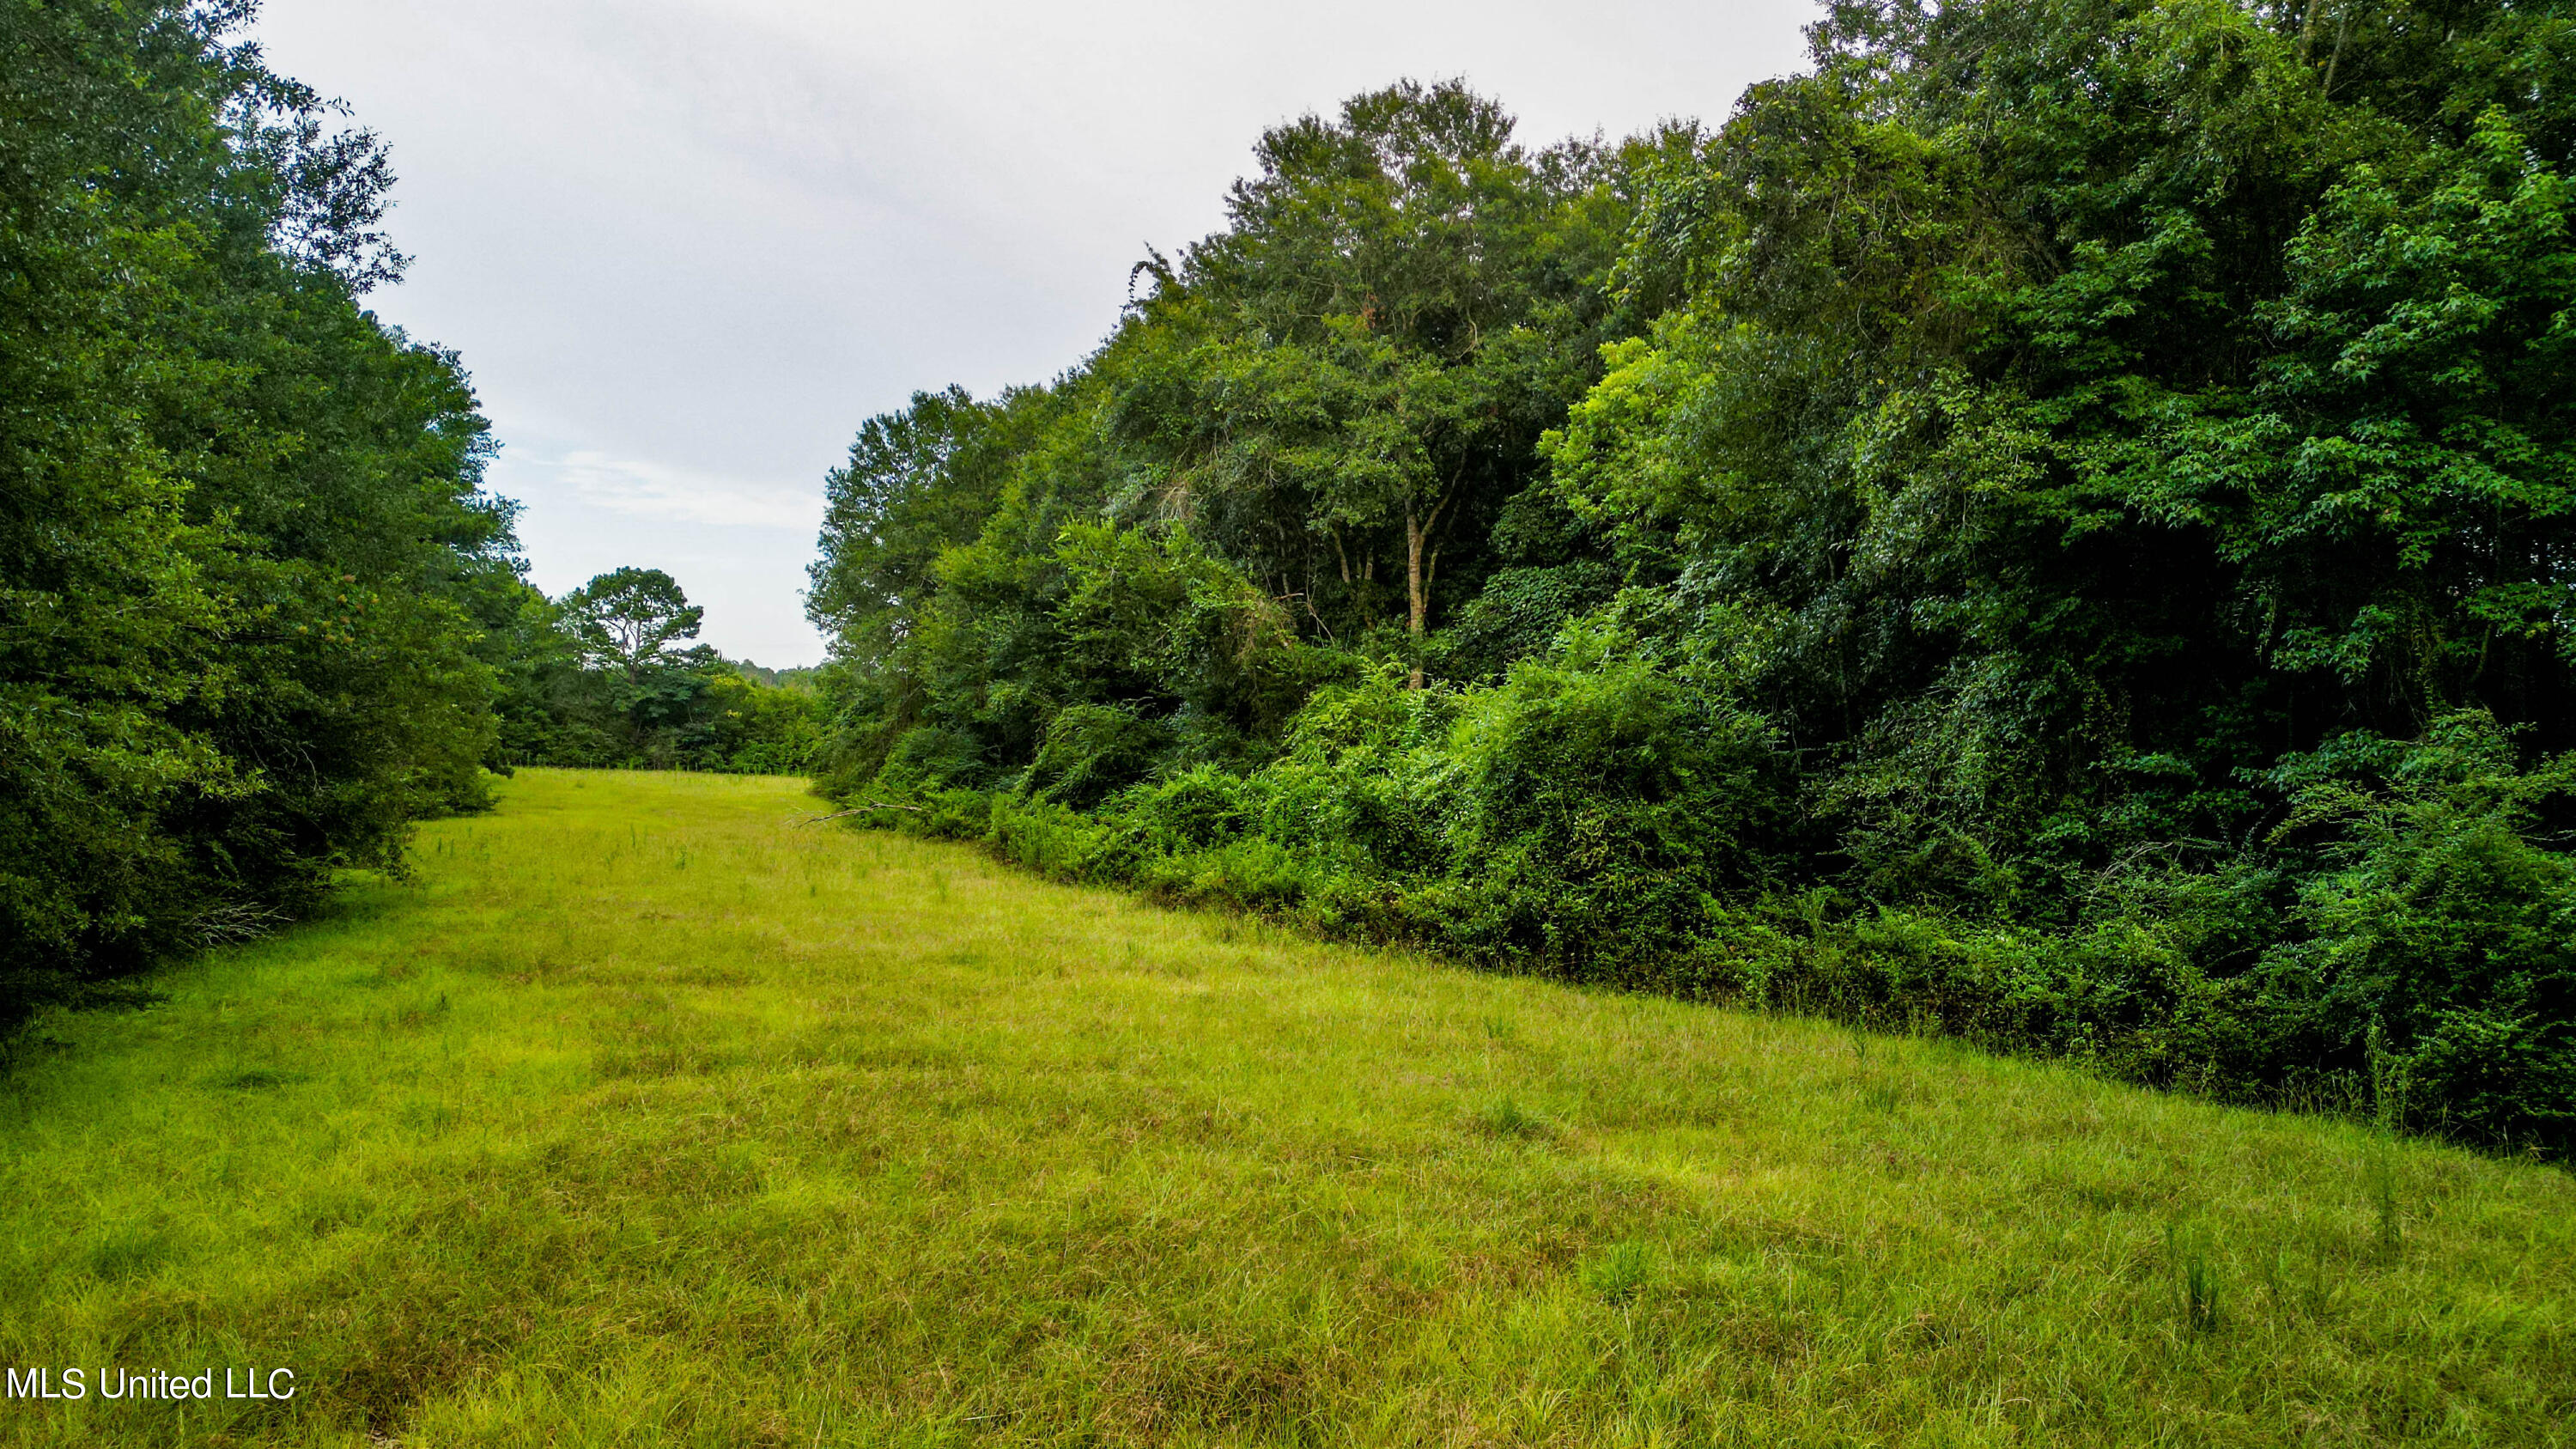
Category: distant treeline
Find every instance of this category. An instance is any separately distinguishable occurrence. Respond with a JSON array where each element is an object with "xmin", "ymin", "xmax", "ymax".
[
  {"xmin": 0, "ymin": 3, "xmax": 814, "ymax": 1035},
  {"xmin": 492, "ymin": 566, "xmax": 825, "ymax": 776},
  {"xmin": 807, "ymin": 1, "xmax": 2576, "ymax": 1153}
]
